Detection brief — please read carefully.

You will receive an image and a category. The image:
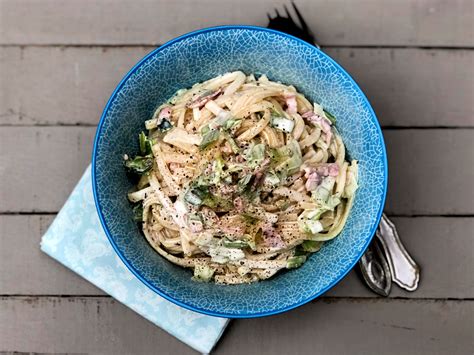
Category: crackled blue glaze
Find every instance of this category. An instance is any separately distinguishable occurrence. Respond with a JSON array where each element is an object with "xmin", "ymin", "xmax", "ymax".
[{"xmin": 92, "ymin": 26, "xmax": 387, "ymax": 318}]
